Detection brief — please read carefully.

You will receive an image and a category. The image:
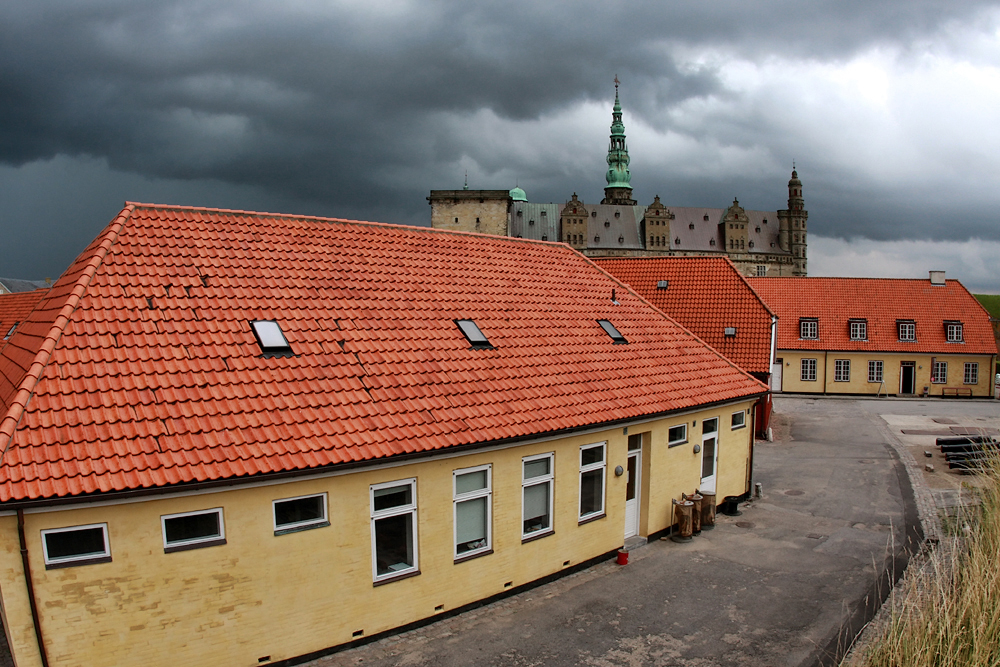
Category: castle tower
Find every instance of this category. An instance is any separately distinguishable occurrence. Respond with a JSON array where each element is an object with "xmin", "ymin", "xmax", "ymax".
[
  {"xmin": 601, "ymin": 79, "xmax": 636, "ymax": 206},
  {"xmin": 777, "ymin": 167, "xmax": 808, "ymax": 275}
]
